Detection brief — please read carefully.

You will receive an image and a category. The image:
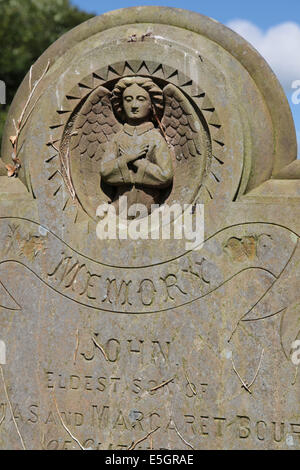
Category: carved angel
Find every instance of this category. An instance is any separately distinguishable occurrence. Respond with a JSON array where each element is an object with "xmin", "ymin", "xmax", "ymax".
[{"xmin": 72, "ymin": 76, "xmax": 202, "ymax": 213}]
